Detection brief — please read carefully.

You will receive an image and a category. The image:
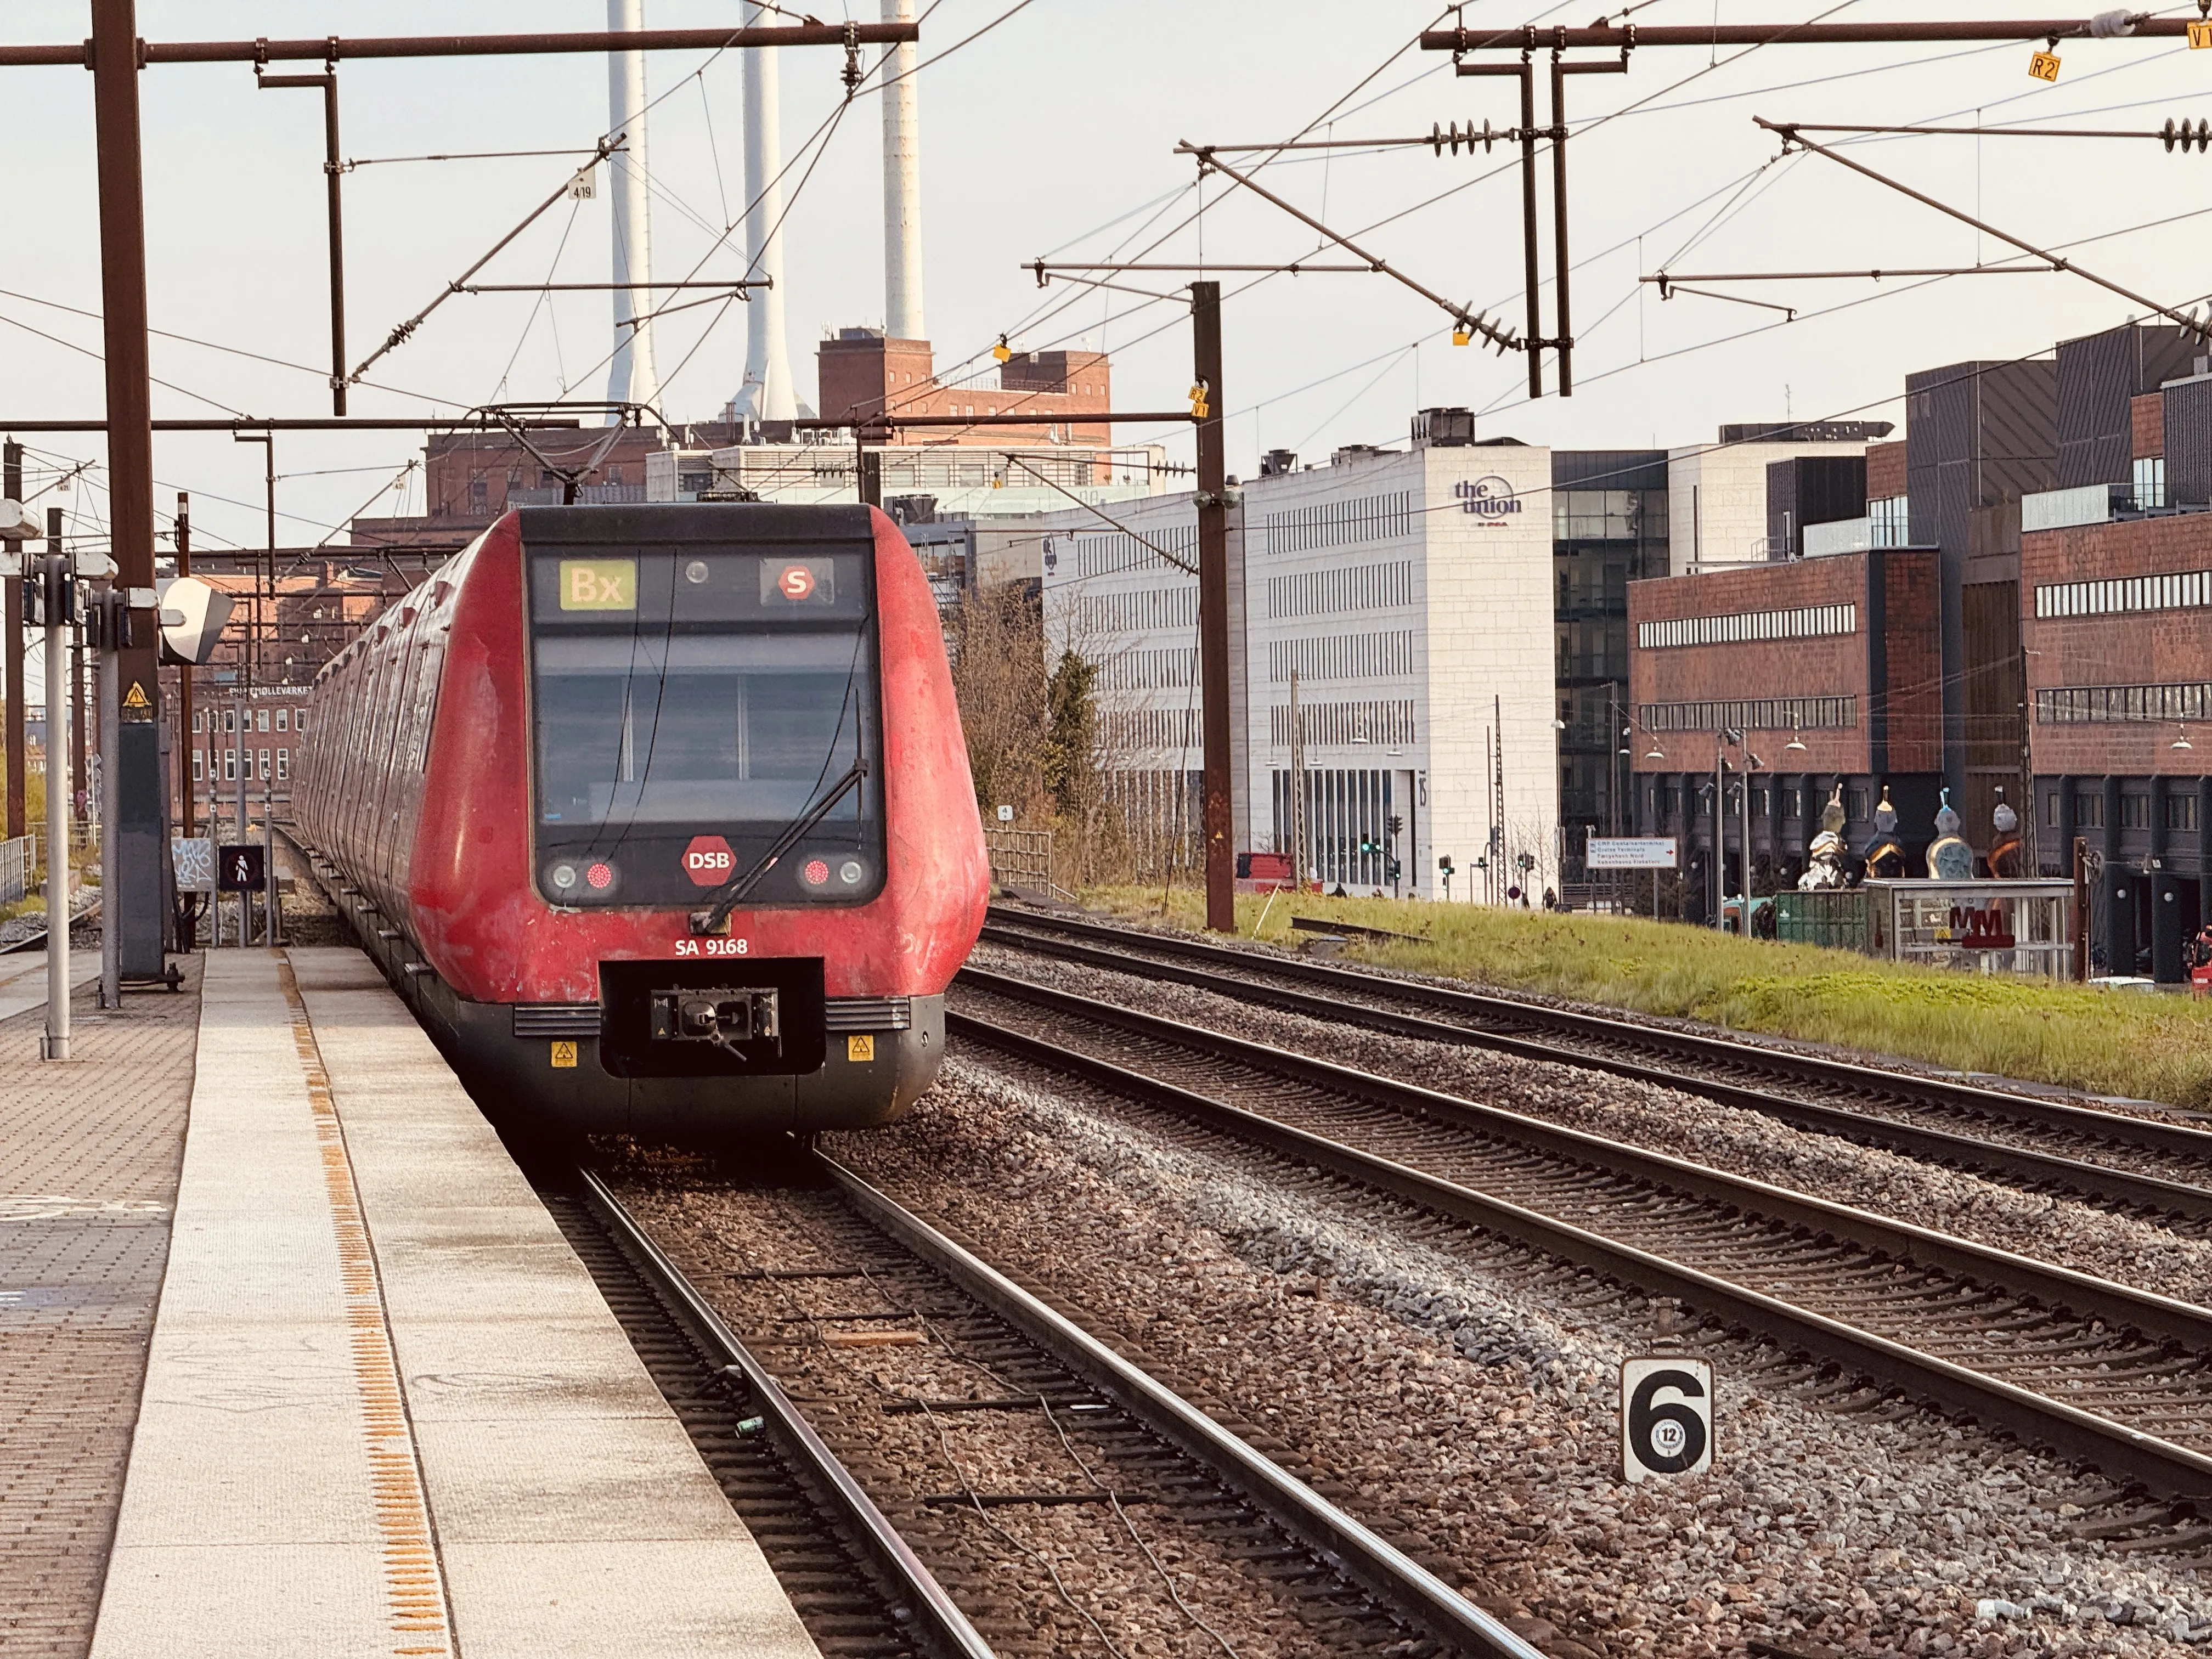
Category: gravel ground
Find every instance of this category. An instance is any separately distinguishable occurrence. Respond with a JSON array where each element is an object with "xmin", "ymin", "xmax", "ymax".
[
  {"xmin": 825, "ymin": 1056, "xmax": 2212, "ymax": 1657},
  {"xmin": 612, "ymin": 1167, "xmax": 1437, "ymax": 1657},
  {"xmin": 972, "ymin": 943, "xmax": 2212, "ymax": 1309}
]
